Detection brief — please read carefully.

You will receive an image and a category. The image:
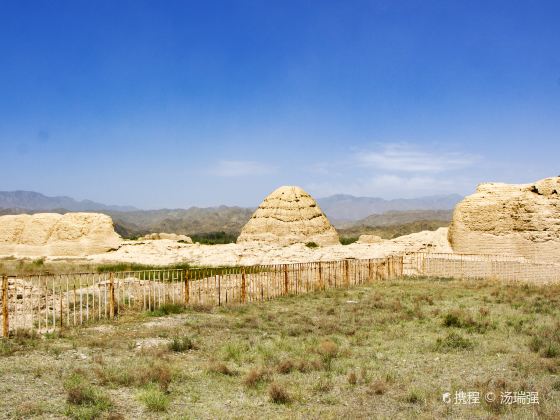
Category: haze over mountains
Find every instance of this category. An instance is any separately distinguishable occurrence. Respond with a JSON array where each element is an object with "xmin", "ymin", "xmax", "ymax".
[
  {"xmin": 0, "ymin": 191, "xmax": 137, "ymax": 212},
  {"xmin": 0, "ymin": 190, "xmax": 460, "ymax": 239},
  {"xmin": 317, "ymin": 194, "xmax": 461, "ymax": 221}
]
